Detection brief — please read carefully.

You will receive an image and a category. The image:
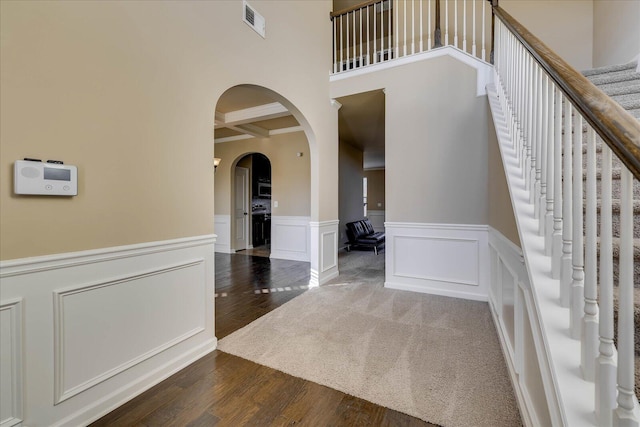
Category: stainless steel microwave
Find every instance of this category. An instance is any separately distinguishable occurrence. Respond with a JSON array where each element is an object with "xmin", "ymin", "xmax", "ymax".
[{"xmin": 258, "ymin": 182, "xmax": 271, "ymax": 197}]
